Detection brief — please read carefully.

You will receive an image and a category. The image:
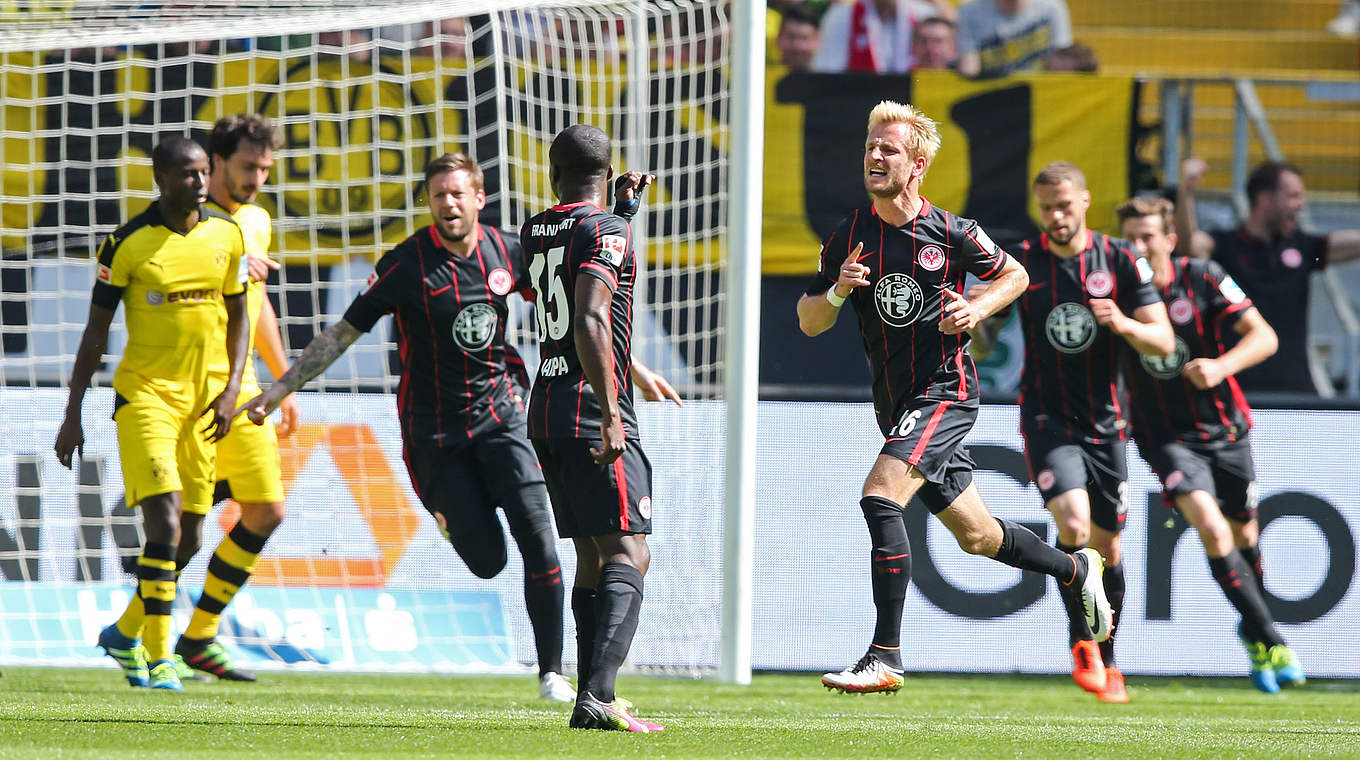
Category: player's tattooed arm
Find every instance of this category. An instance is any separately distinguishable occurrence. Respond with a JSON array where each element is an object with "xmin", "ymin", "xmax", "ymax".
[{"xmin": 239, "ymin": 319, "xmax": 363, "ymax": 423}]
